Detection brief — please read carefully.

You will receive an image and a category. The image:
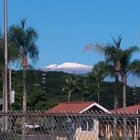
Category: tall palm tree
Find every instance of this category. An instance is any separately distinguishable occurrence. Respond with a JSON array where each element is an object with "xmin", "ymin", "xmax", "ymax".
[
  {"xmin": 120, "ymin": 46, "xmax": 140, "ymax": 112},
  {"xmin": 8, "ymin": 19, "xmax": 39, "ymax": 112},
  {"xmin": 118, "ymin": 46, "xmax": 140, "ymax": 139},
  {"xmin": 84, "ymin": 36, "xmax": 122, "ymax": 112},
  {"xmin": 90, "ymin": 61, "xmax": 108, "ymax": 104}
]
